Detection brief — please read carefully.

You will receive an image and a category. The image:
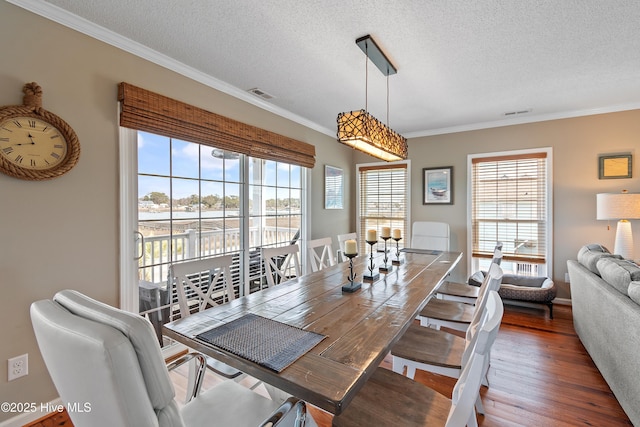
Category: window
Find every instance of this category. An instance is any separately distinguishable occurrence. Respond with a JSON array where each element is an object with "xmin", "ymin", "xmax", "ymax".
[
  {"xmin": 118, "ymin": 83, "xmax": 314, "ymax": 339},
  {"xmin": 469, "ymin": 149, "xmax": 552, "ymax": 276},
  {"xmin": 357, "ymin": 162, "xmax": 410, "ymax": 254}
]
